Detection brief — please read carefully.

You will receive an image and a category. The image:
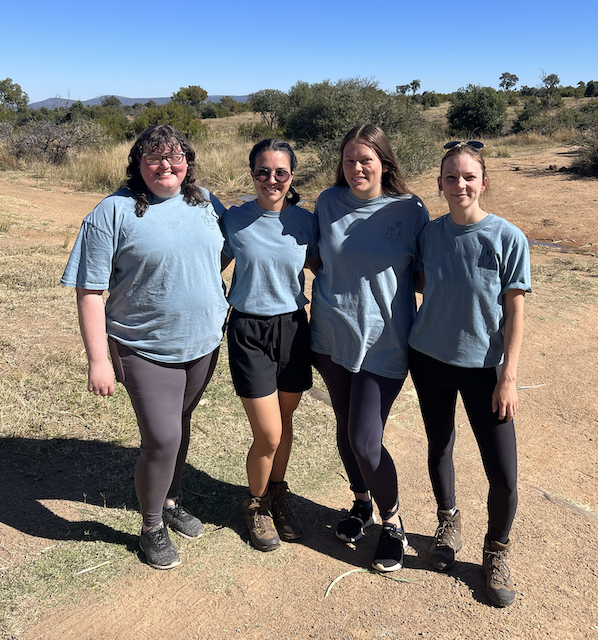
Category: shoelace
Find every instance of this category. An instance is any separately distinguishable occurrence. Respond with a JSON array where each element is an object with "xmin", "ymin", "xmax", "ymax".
[
  {"xmin": 435, "ymin": 520, "xmax": 458, "ymax": 547},
  {"xmin": 487, "ymin": 549, "xmax": 510, "ymax": 584}
]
